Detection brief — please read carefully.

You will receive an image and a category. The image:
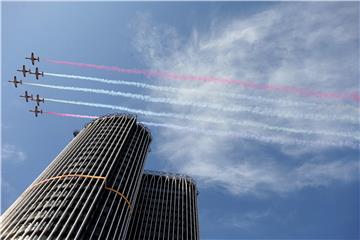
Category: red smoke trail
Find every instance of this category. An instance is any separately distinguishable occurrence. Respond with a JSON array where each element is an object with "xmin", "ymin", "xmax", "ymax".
[
  {"xmin": 47, "ymin": 59, "xmax": 360, "ymax": 102},
  {"xmin": 45, "ymin": 111, "xmax": 98, "ymax": 119}
]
